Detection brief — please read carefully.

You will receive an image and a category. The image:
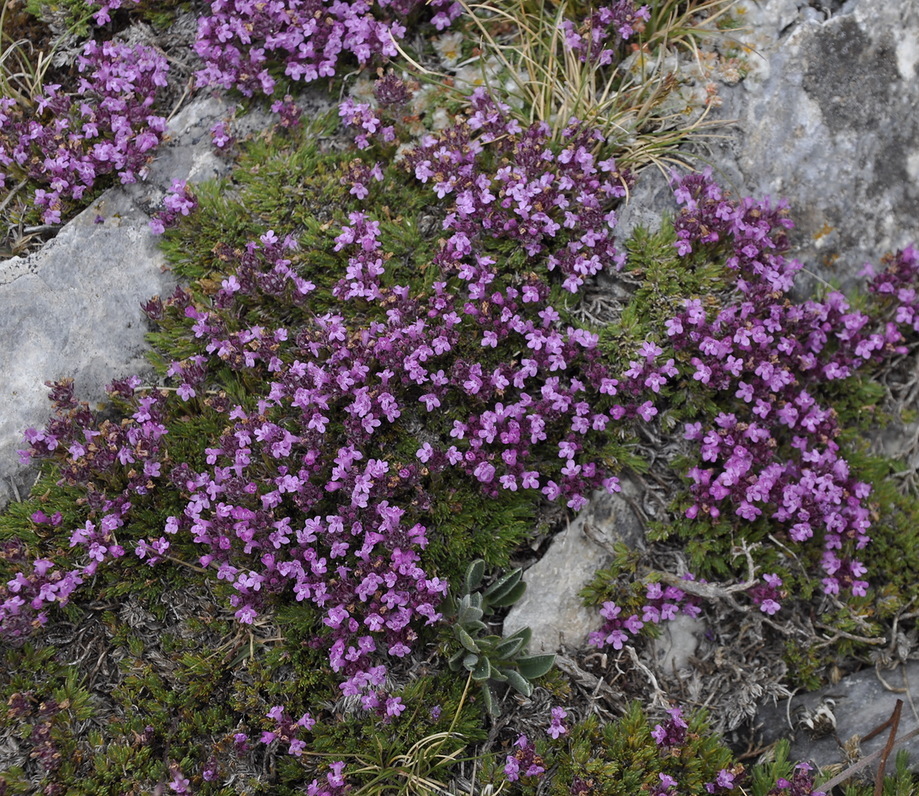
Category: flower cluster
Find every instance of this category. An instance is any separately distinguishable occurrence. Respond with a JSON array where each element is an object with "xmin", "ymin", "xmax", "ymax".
[
  {"xmin": 766, "ymin": 764, "xmax": 825, "ymax": 796},
  {"xmin": 193, "ymin": 0, "xmax": 461, "ymax": 98},
  {"xmin": 338, "ymin": 98, "xmax": 396, "ymax": 151},
  {"xmin": 166, "ymin": 763, "xmax": 191, "ymax": 794},
  {"xmin": 651, "ymin": 705, "xmax": 688, "ymax": 748},
  {"xmin": 562, "ymin": 1, "xmax": 651, "ymax": 66},
  {"xmin": 5, "ymin": 692, "xmax": 64, "ymax": 775},
  {"xmin": 398, "ymin": 88, "xmax": 635, "ymax": 293},
  {"xmin": 150, "ymin": 180, "xmax": 199, "ymax": 234},
  {"xmin": 306, "ymin": 762, "xmax": 349, "ymax": 796},
  {"xmin": 0, "ymin": 41, "xmax": 168, "ymax": 225},
  {"xmin": 651, "ymin": 706, "xmax": 737, "ymax": 794},
  {"xmin": 260, "ymin": 704, "xmax": 316, "ymax": 758},
  {"xmin": 748, "ymin": 573, "xmax": 784, "ymax": 615},
  {"xmin": 3, "ymin": 377, "xmax": 170, "ymax": 638},
  {"xmin": 140, "ymin": 208, "xmax": 654, "ymax": 671},
  {"xmin": 504, "ymin": 735, "xmax": 546, "ymax": 783},
  {"xmin": 270, "ymin": 94, "xmax": 304, "ymax": 129},
  {"xmin": 4, "ymin": 90, "xmax": 672, "ymax": 730},
  {"xmin": 665, "ymin": 170, "xmax": 909, "ymax": 596},
  {"xmin": 0, "ymin": 538, "xmax": 84, "ymax": 643},
  {"xmin": 546, "ymin": 706, "xmax": 568, "ymax": 739},
  {"xmin": 589, "ymin": 600, "xmax": 644, "ymax": 650},
  {"xmin": 311, "ymin": 157, "xmax": 667, "ymax": 513},
  {"xmin": 86, "ymin": 0, "xmax": 140, "ymax": 26},
  {"xmin": 865, "ymin": 245, "xmax": 919, "ymax": 326},
  {"xmin": 588, "ymin": 579, "xmax": 701, "ymax": 650},
  {"xmin": 210, "ymin": 120, "xmax": 234, "ymax": 150},
  {"xmin": 642, "ymin": 578, "xmax": 703, "ymax": 623}
]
